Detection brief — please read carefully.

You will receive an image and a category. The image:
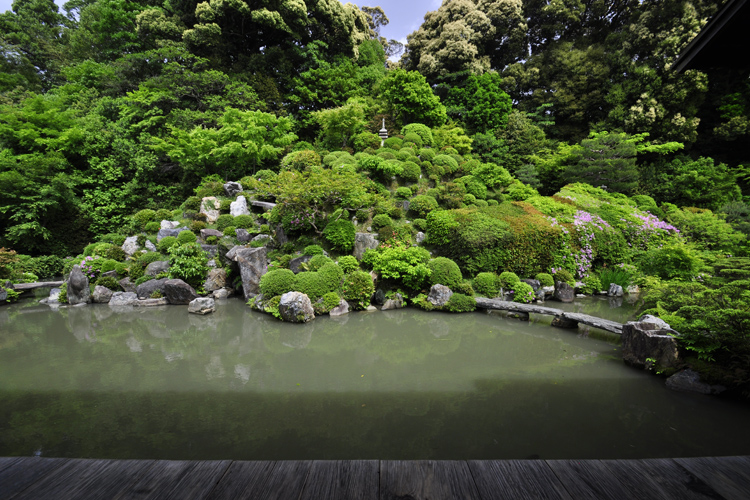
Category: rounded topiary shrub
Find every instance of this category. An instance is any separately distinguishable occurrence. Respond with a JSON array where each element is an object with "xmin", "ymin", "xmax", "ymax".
[
  {"xmin": 433, "ymin": 154, "xmax": 459, "ymax": 174},
  {"xmin": 95, "ymin": 276, "xmax": 121, "ymax": 291},
  {"xmin": 384, "ymin": 137, "xmax": 403, "ymax": 150},
  {"xmin": 371, "ymin": 214, "xmax": 394, "ymax": 231},
  {"xmin": 304, "ymin": 245, "xmax": 325, "ymax": 256},
  {"xmin": 395, "ymin": 187, "xmax": 412, "ymax": 199},
  {"xmin": 427, "ymin": 257, "xmax": 462, "ymax": 289},
  {"xmin": 177, "ymin": 230, "xmax": 197, "ymax": 245},
  {"xmin": 314, "ymin": 292, "xmax": 343, "ymax": 315},
  {"xmin": 318, "ymin": 263, "xmax": 344, "ymax": 292},
  {"xmin": 191, "ymin": 220, "xmax": 207, "ymax": 233},
  {"xmin": 498, "ymin": 271, "xmax": 520, "ymax": 289},
  {"xmin": 403, "ymin": 132, "xmax": 423, "ymax": 148},
  {"xmin": 105, "ymin": 245, "xmax": 126, "ymax": 262},
  {"xmin": 579, "ymin": 275, "xmax": 602, "ymax": 295},
  {"xmin": 294, "ymin": 272, "xmax": 327, "ymax": 300},
  {"xmin": 145, "ymin": 221, "xmax": 161, "ymax": 233},
  {"xmin": 553, "ymin": 269, "xmax": 575, "ymax": 285},
  {"xmin": 281, "ymin": 149, "xmax": 321, "ymax": 171},
  {"xmin": 399, "ymin": 161, "xmax": 421, "ymax": 182},
  {"xmin": 323, "ymin": 219, "xmax": 355, "ymax": 253},
  {"xmin": 260, "ymin": 269, "xmax": 296, "ymax": 297},
  {"xmin": 402, "ymin": 124, "xmax": 434, "ymax": 148},
  {"xmin": 183, "ymin": 196, "xmax": 201, "ymax": 211},
  {"xmin": 308, "ymin": 254, "xmax": 334, "ymax": 272},
  {"xmin": 409, "ymin": 195, "xmax": 439, "ymax": 218},
  {"xmin": 511, "ymin": 282, "xmax": 535, "ymax": 304},
  {"xmin": 473, "ymin": 272, "xmax": 499, "ymax": 297},
  {"xmin": 535, "ymin": 272, "xmax": 554, "ymax": 287},
  {"xmin": 337, "ymin": 255, "xmax": 359, "ymax": 274},
  {"xmin": 445, "ymin": 293, "xmax": 476, "ymax": 313},
  {"xmin": 233, "ymin": 214, "xmax": 254, "ymax": 230},
  {"xmin": 341, "ymin": 271, "xmax": 374, "ymax": 310},
  {"xmin": 216, "ymin": 214, "xmax": 235, "ymax": 231},
  {"xmin": 223, "ymin": 226, "xmax": 237, "ymax": 237},
  {"xmin": 132, "ymin": 209, "xmax": 157, "ymax": 229},
  {"xmin": 155, "ymin": 208, "xmax": 172, "ymax": 221}
]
